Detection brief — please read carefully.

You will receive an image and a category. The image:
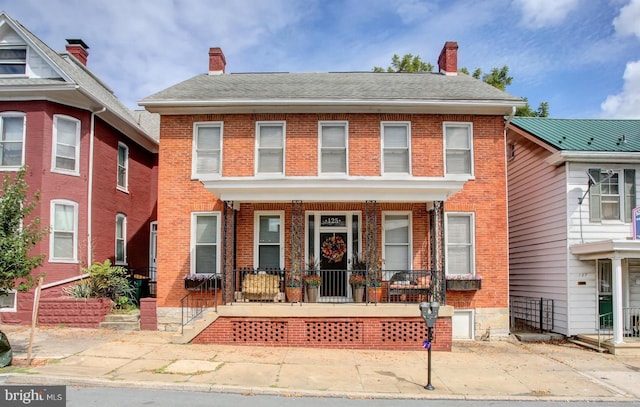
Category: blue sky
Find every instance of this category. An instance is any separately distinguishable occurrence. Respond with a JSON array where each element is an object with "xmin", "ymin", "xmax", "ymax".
[{"xmin": 2, "ymin": 0, "xmax": 639, "ymax": 118}]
